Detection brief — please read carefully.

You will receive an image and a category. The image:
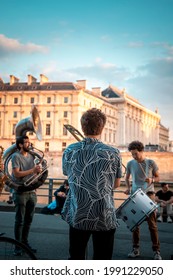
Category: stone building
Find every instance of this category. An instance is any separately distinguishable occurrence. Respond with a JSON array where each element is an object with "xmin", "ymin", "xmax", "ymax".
[
  {"xmin": 0, "ymin": 74, "xmax": 170, "ymax": 177},
  {"xmin": 102, "ymin": 85, "xmax": 166, "ymax": 150},
  {"xmin": 159, "ymin": 123, "xmax": 169, "ymax": 151}
]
